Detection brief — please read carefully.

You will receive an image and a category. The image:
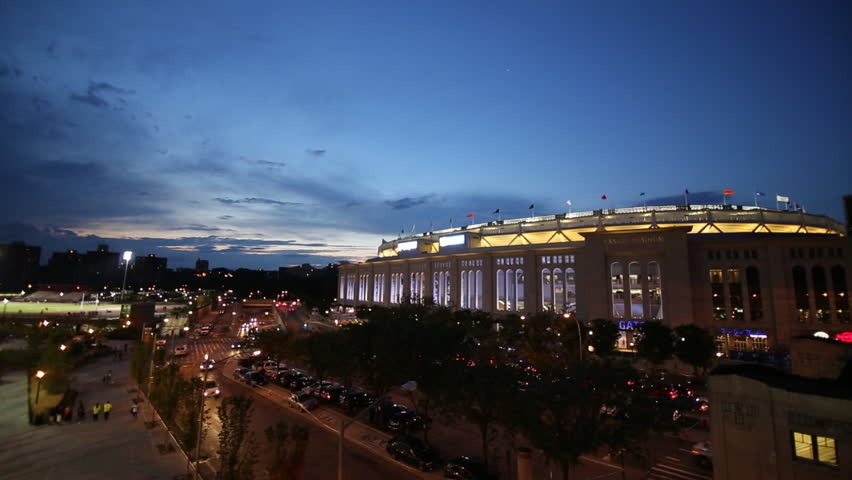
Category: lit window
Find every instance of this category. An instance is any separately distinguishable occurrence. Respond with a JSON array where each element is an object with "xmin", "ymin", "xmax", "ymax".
[{"xmin": 792, "ymin": 432, "xmax": 838, "ymax": 466}]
